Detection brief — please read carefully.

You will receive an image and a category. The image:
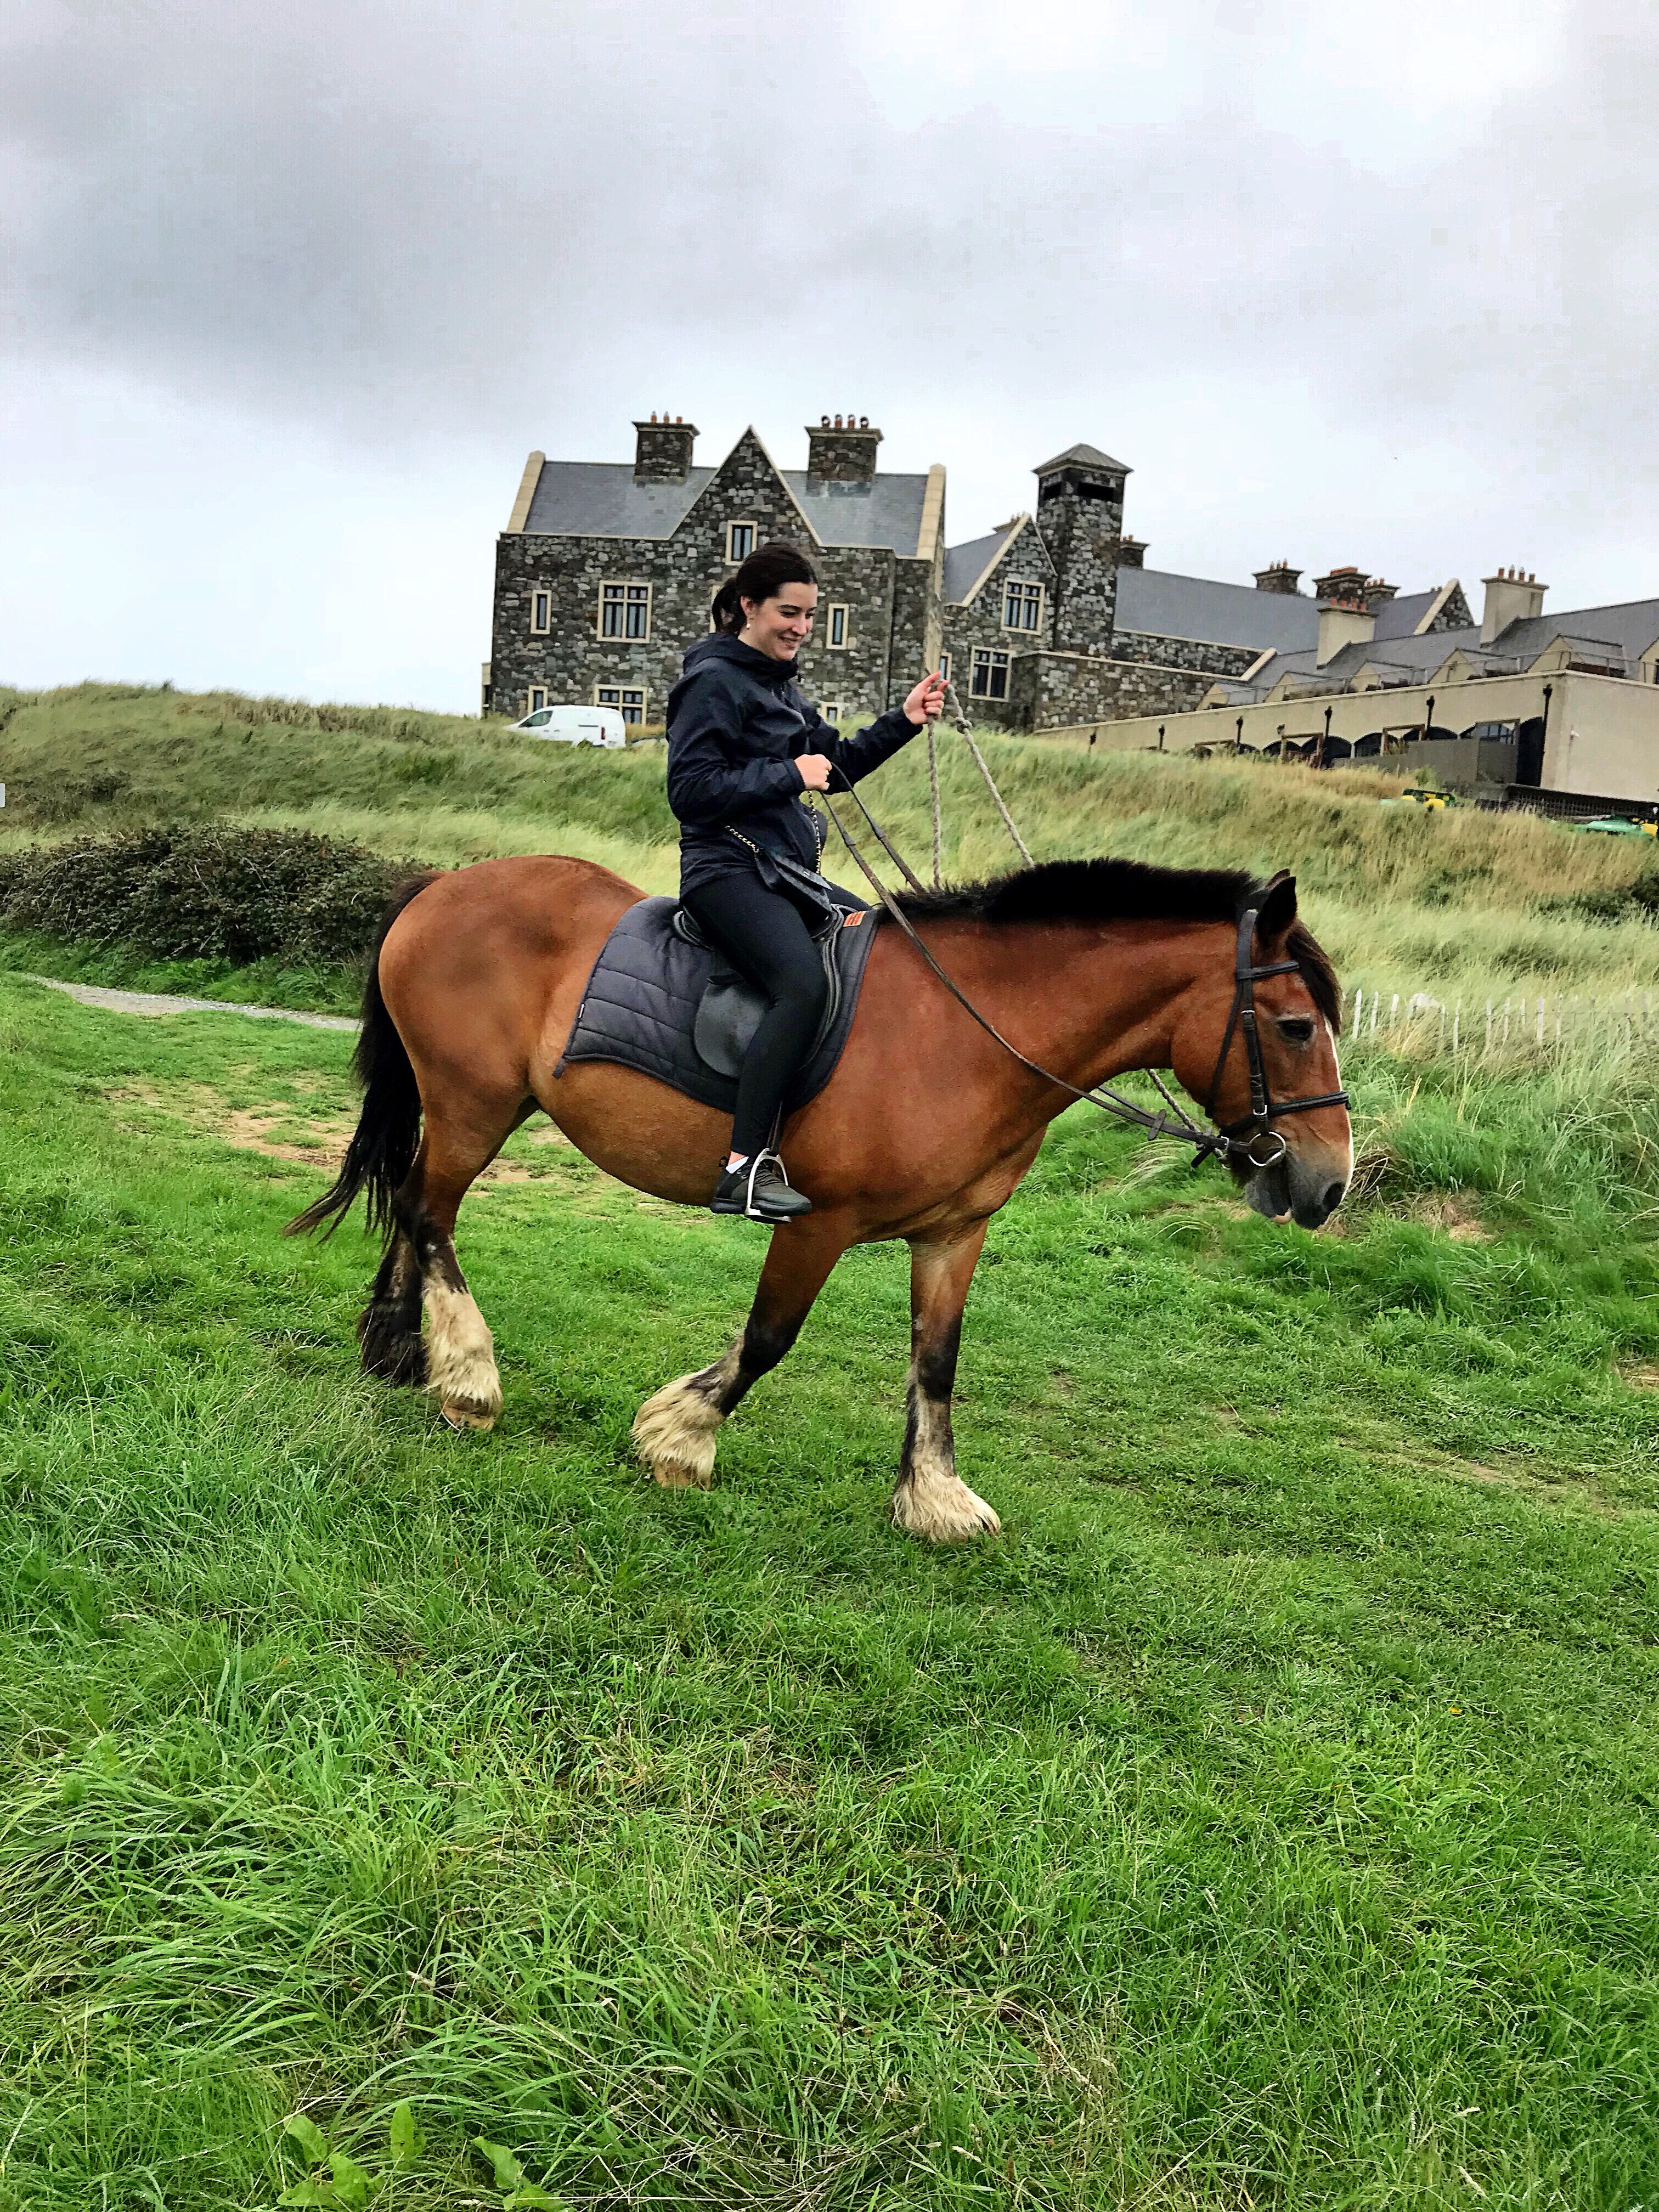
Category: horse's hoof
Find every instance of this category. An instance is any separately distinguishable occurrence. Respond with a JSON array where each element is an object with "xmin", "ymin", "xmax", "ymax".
[
  {"xmin": 441, "ymin": 1402, "xmax": 495, "ymax": 1432},
  {"xmin": 650, "ymin": 1458, "xmax": 713, "ymax": 1490},
  {"xmin": 633, "ymin": 1372, "xmax": 724, "ymax": 1491},
  {"xmin": 890, "ymin": 1472, "xmax": 1002, "ymax": 1543}
]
